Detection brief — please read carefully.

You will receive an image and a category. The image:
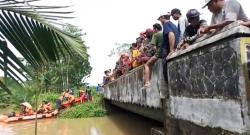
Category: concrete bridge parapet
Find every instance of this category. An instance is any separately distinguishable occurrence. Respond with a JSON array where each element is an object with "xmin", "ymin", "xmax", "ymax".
[
  {"xmin": 104, "ymin": 22, "xmax": 250, "ymax": 135},
  {"xmin": 104, "ymin": 59, "xmax": 167, "ymax": 109}
]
